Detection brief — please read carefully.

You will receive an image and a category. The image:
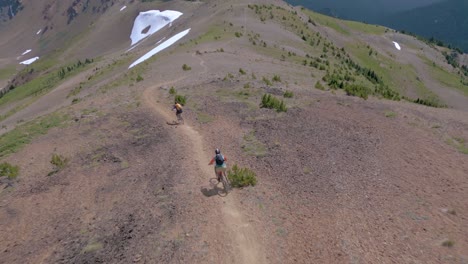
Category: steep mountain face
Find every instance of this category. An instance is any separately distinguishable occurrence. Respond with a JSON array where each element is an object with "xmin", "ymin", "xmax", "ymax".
[{"xmin": 286, "ymin": 0, "xmax": 468, "ymax": 52}]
